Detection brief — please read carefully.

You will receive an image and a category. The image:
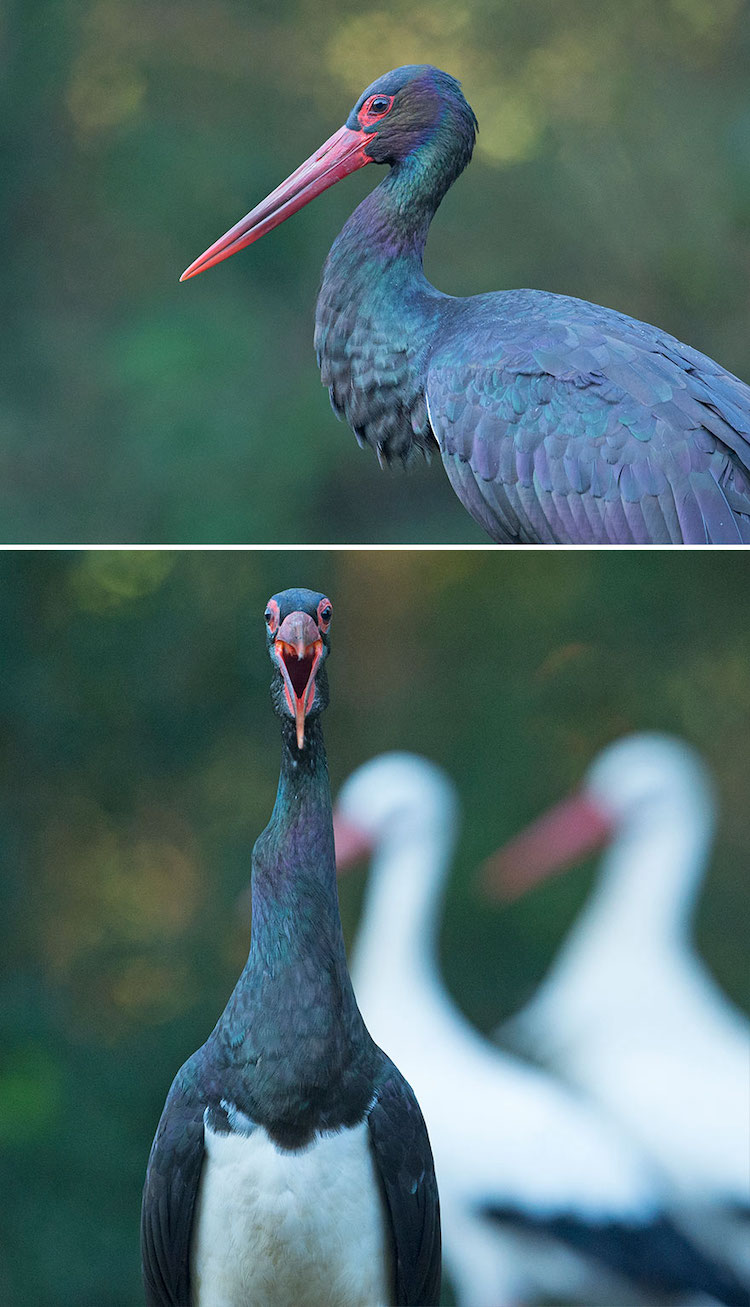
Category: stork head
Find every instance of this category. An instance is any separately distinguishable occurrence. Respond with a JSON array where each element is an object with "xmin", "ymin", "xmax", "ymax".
[
  {"xmin": 341, "ymin": 65, "xmax": 477, "ymax": 170},
  {"xmin": 333, "ymin": 753, "xmax": 458, "ymax": 872},
  {"xmin": 265, "ymin": 588, "xmax": 332, "ymax": 750},
  {"xmin": 584, "ymin": 734, "xmax": 714, "ymax": 824},
  {"xmin": 180, "ymin": 66, "xmax": 477, "ymax": 281}
]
